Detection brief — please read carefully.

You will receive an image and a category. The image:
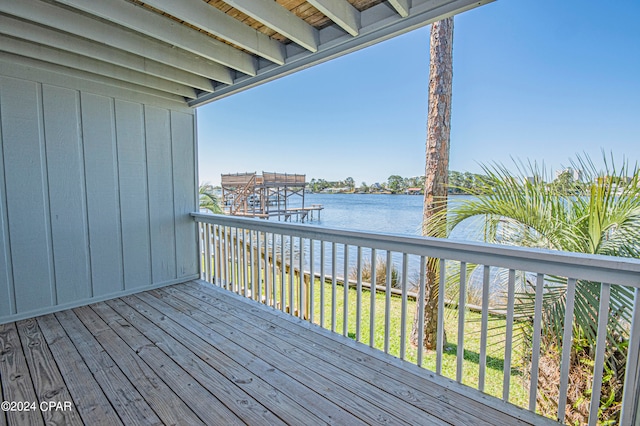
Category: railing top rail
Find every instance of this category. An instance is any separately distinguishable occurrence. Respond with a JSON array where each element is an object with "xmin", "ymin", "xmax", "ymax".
[{"xmin": 192, "ymin": 212, "xmax": 640, "ymax": 287}]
